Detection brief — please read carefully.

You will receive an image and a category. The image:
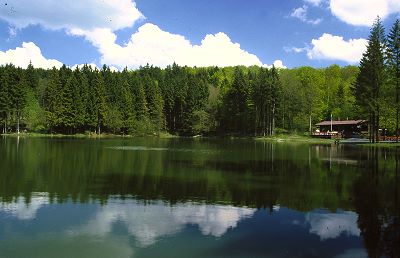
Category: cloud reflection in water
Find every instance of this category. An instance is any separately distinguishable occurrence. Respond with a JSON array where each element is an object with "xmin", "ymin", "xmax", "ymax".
[{"xmin": 69, "ymin": 201, "xmax": 256, "ymax": 247}]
